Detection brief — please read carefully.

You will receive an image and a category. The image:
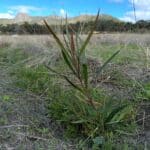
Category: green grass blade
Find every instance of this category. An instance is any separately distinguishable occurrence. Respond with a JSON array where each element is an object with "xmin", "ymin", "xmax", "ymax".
[
  {"xmin": 63, "ymin": 33, "xmax": 71, "ymax": 51},
  {"xmin": 96, "ymin": 50, "xmax": 120, "ymax": 75},
  {"xmin": 43, "ymin": 20, "xmax": 66, "ymax": 52},
  {"xmin": 45, "ymin": 64, "xmax": 82, "ymax": 92},
  {"xmin": 61, "ymin": 50, "xmax": 76, "ymax": 75},
  {"xmin": 44, "ymin": 64, "xmax": 65, "ymax": 77},
  {"xmin": 105, "ymin": 105, "xmax": 127, "ymax": 124},
  {"xmin": 72, "ymin": 119, "xmax": 87, "ymax": 124},
  {"xmin": 45, "ymin": 65, "xmax": 80, "ymax": 93},
  {"xmin": 65, "ymin": 15, "xmax": 71, "ymax": 44},
  {"xmin": 79, "ymin": 10, "xmax": 100, "ymax": 56},
  {"xmin": 110, "ymin": 105, "xmax": 133, "ymax": 122},
  {"xmin": 45, "ymin": 65, "xmax": 79, "ymax": 93},
  {"xmin": 82, "ymin": 64, "xmax": 88, "ymax": 88},
  {"xmin": 64, "ymin": 76, "xmax": 84, "ymax": 93},
  {"xmin": 44, "ymin": 20, "xmax": 76, "ymax": 75}
]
